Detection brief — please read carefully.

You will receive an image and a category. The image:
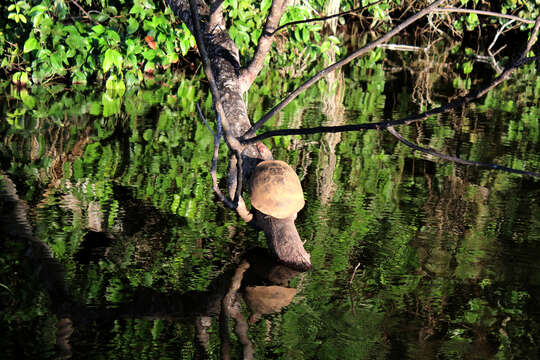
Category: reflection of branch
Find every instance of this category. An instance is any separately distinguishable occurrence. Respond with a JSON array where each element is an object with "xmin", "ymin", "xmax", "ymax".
[
  {"xmin": 387, "ymin": 126, "xmax": 540, "ymax": 178},
  {"xmin": 230, "ymin": 300, "xmax": 254, "ymax": 360},
  {"xmin": 349, "ymin": 262, "xmax": 361, "ymax": 318},
  {"xmin": 241, "ymin": 0, "xmax": 446, "ymax": 139},
  {"xmin": 433, "ymin": 7, "xmax": 535, "ymax": 24},
  {"xmin": 221, "ymin": 260, "xmax": 250, "ymax": 360}
]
